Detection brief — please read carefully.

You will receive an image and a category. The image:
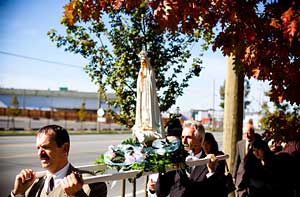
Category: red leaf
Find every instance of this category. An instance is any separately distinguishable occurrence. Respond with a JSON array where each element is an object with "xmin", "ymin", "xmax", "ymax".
[
  {"xmin": 270, "ymin": 18, "xmax": 281, "ymax": 29},
  {"xmin": 281, "ymin": 8, "xmax": 293, "ymax": 25}
]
